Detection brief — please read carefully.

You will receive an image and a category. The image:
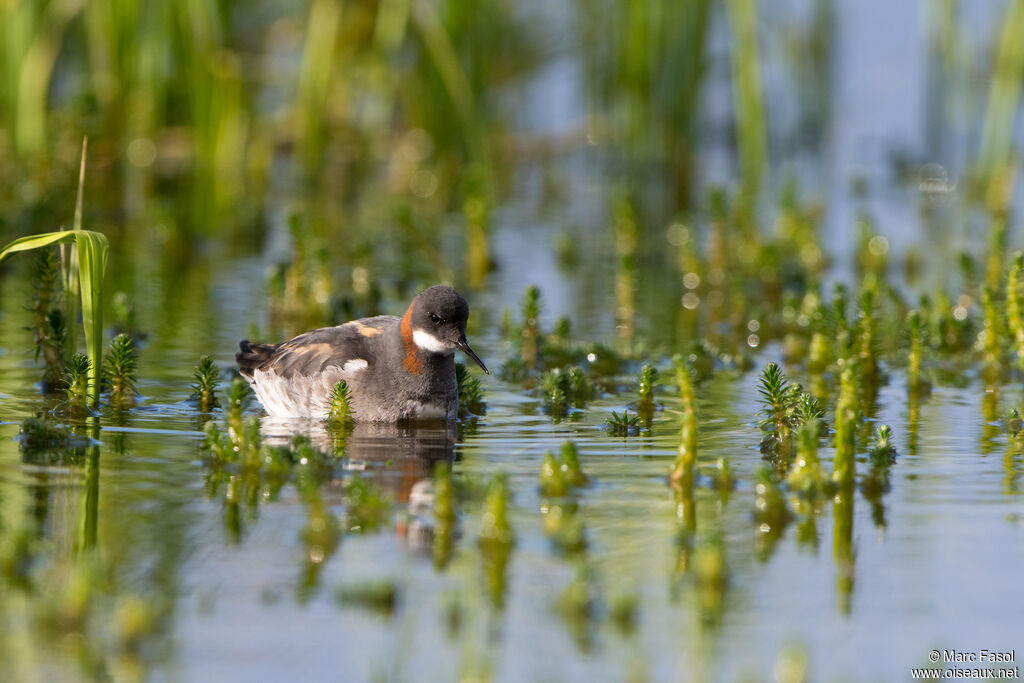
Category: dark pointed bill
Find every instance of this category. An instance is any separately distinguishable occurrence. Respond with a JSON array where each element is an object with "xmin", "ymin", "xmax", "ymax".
[{"xmin": 456, "ymin": 335, "xmax": 489, "ymax": 374}]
